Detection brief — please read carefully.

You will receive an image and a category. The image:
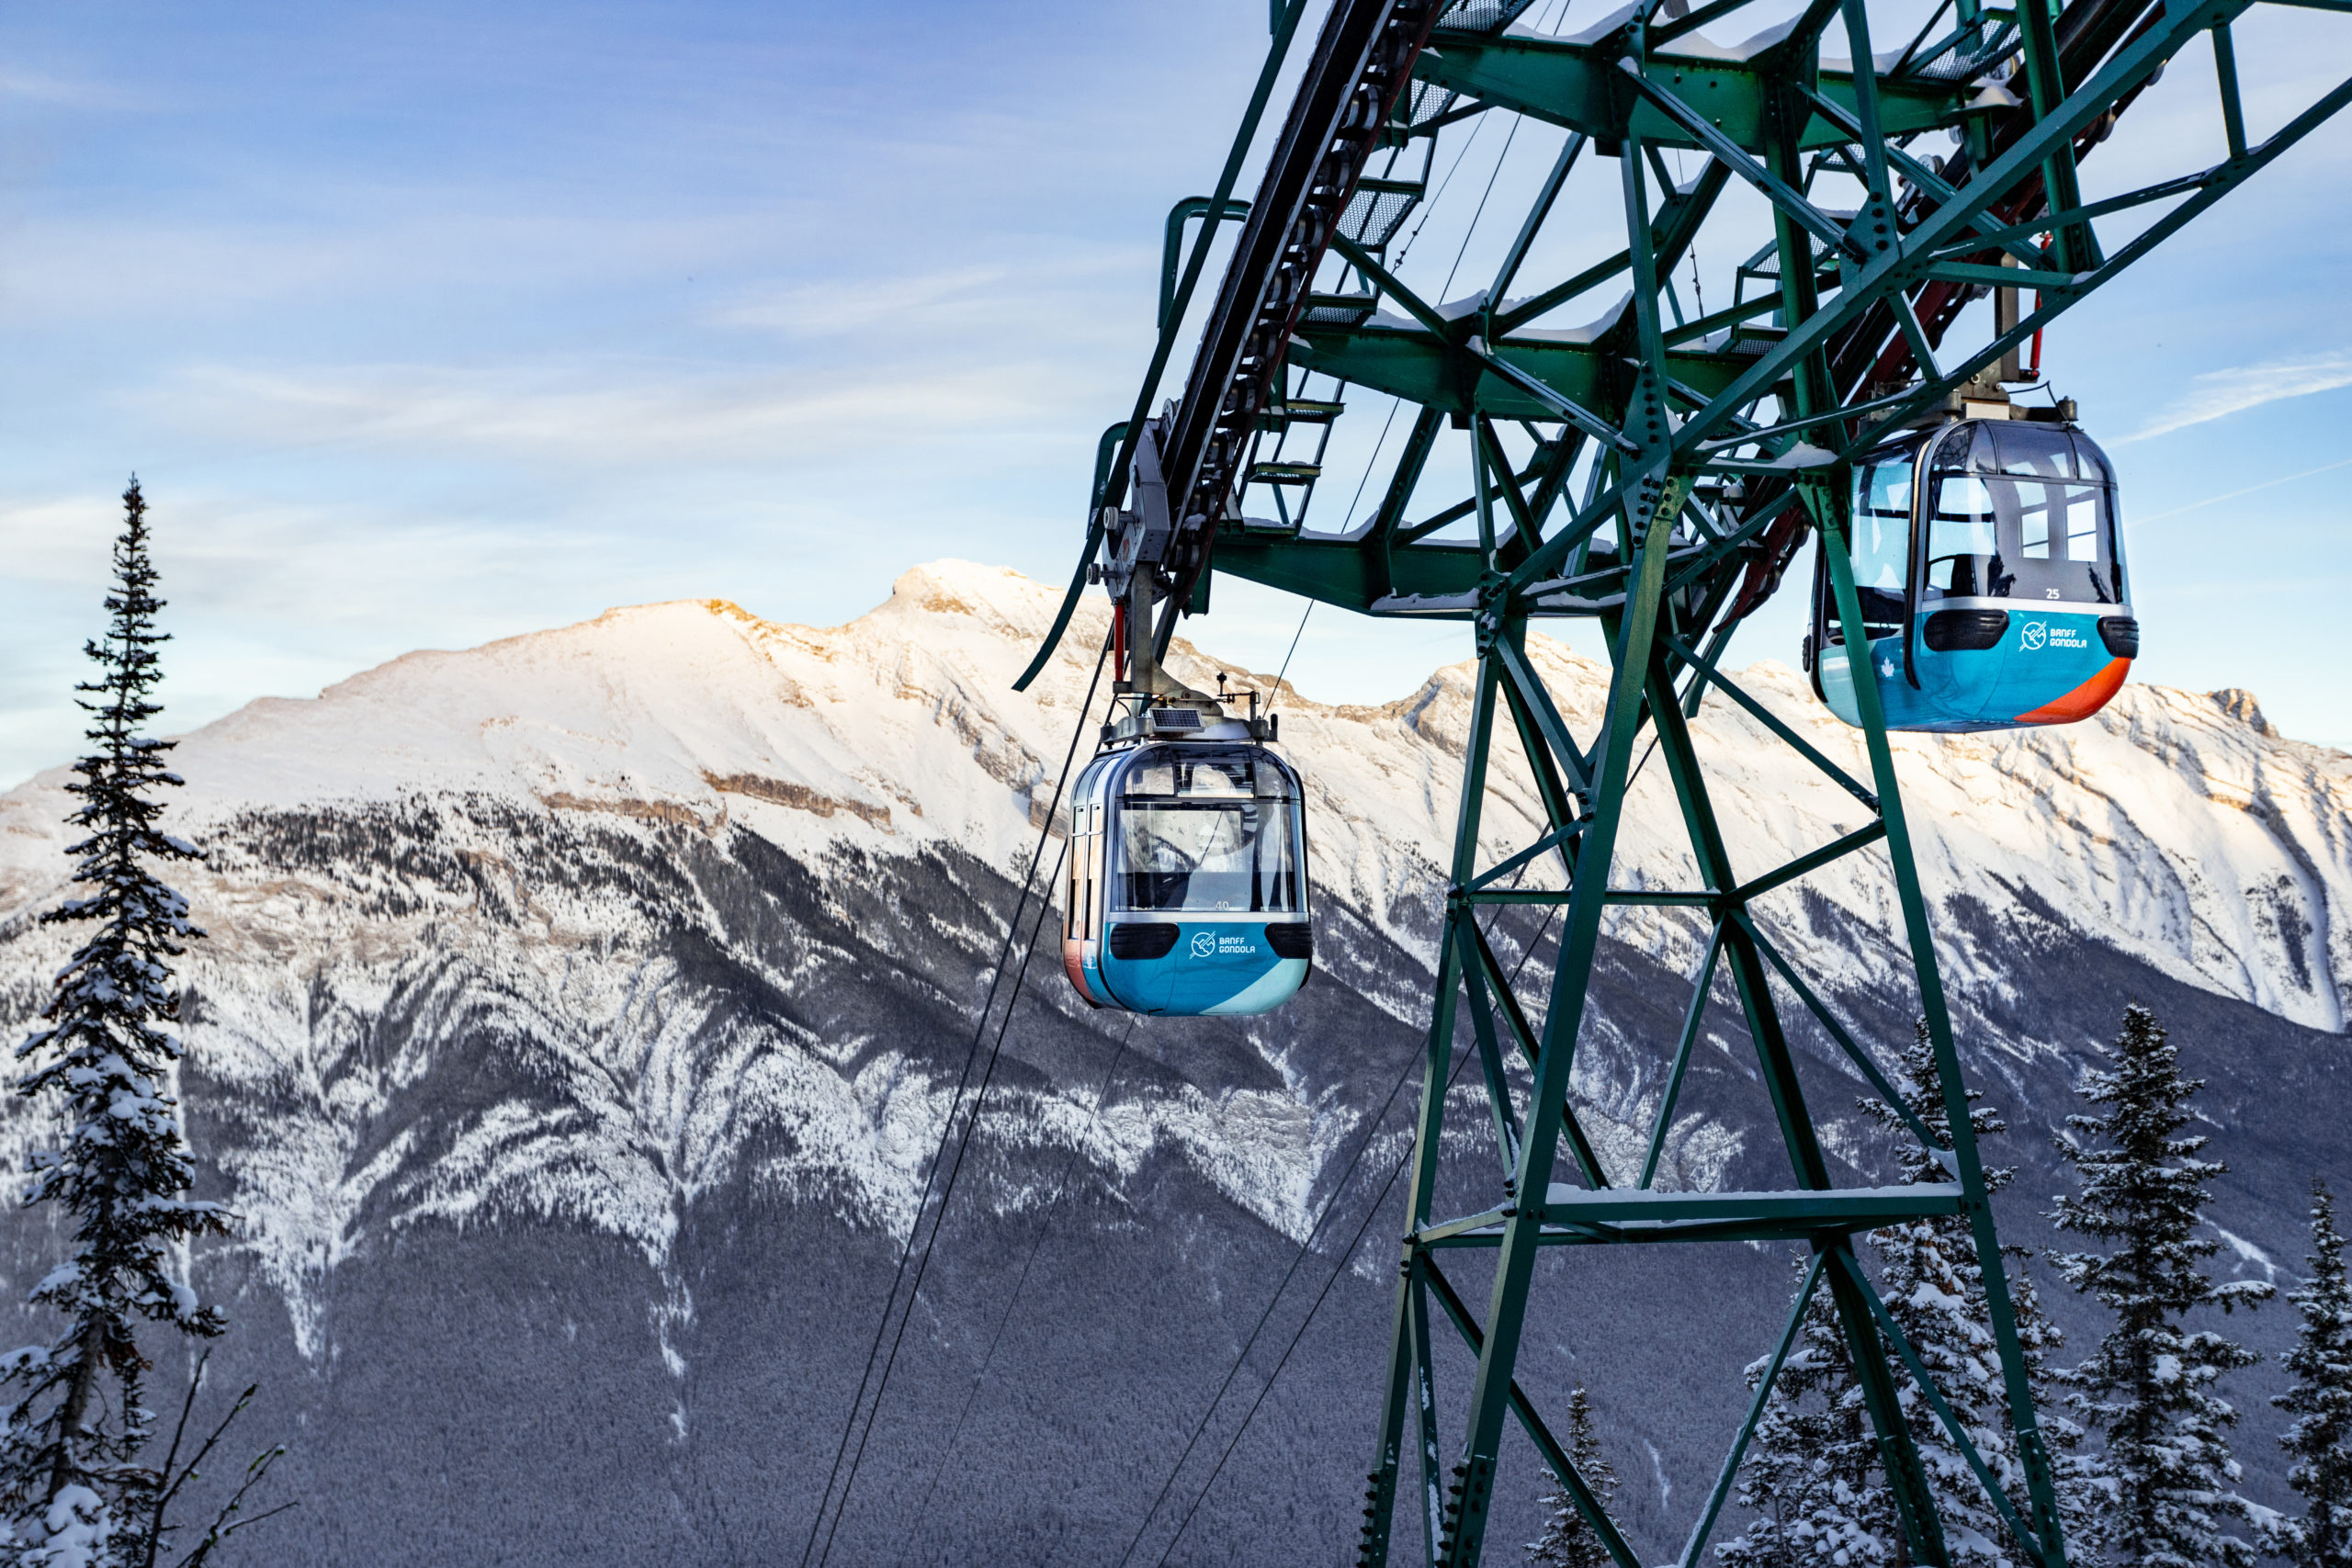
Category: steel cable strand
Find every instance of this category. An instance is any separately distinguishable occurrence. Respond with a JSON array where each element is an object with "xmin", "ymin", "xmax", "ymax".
[
  {"xmin": 1146, "ymin": 901, "xmax": 1560, "ymax": 1566},
  {"xmin": 1267, "ymin": 0, "xmax": 1561, "ymax": 704},
  {"xmin": 1265, "ymin": 602, "xmax": 1316, "ymax": 717},
  {"xmin": 904, "ymin": 1012, "xmax": 1144, "ymax": 1551},
  {"xmin": 1111, "ymin": 888, "xmax": 1557, "ymax": 1568},
  {"xmin": 814, "ymin": 831, "xmax": 1079, "ymax": 1568},
  {"xmin": 1389, "ymin": 109, "xmax": 1488, "ymax": 270},
  {"xmin": 1264, "ymin": 59, "xmax": 1544, "ymax": 727},
  {"xmin": 1390, "ymin": 0, "xmax": 1567, "ymax": 277},
  {"xmin": 1434, "ymin": 101, "xmax": 1521, "ymax": 302},
  {"xmin": 1108, "ymin": 1024, "xmax": 1434, "ymax": 1568},
  {"xmin": 1254, "ymin": 364, "xmax": 1393, "ymax": 713},
  {"xmin": 1148, "ymin": 1055, "xmax": 1464, "ymax": 1568},
  {"xmin": 1143, "ymin": 896, "xmax": 1561, "ymax": 1568},
  {"xmin": 795, "ymin": 629, "xmax": 1112, "ymax": 1568}
]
